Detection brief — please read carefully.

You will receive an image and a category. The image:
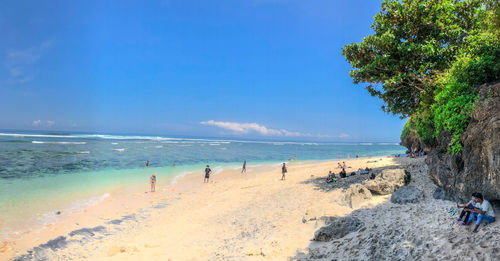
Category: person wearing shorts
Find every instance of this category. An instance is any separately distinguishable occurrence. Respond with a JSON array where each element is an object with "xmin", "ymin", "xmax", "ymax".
[{"xmin": 204, "ymin": 165, "xmax": 212, "ymax": 183}]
